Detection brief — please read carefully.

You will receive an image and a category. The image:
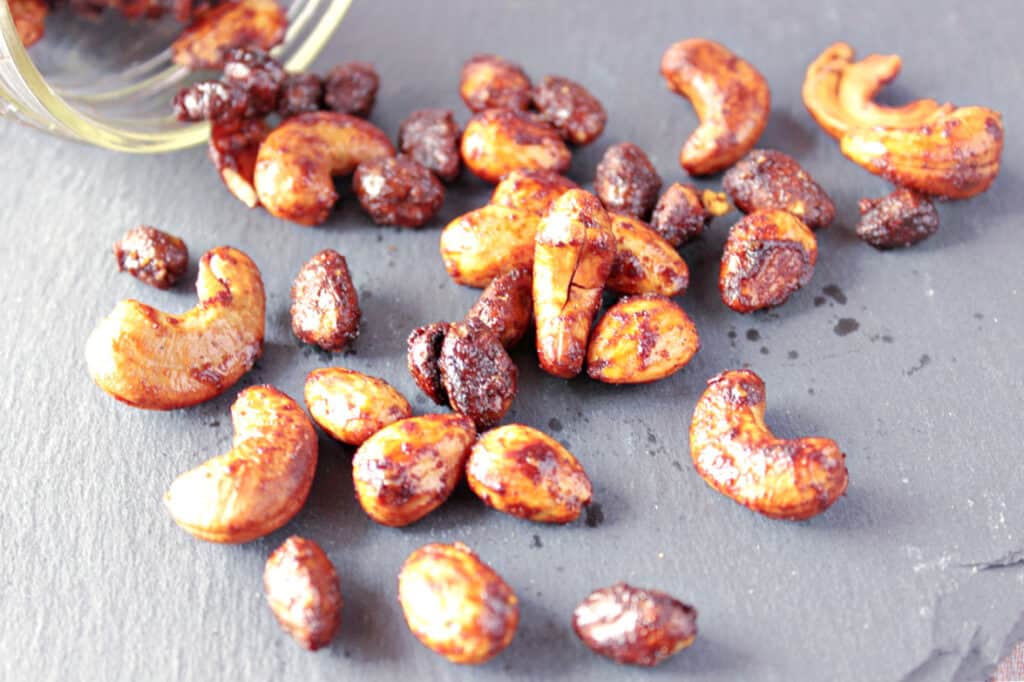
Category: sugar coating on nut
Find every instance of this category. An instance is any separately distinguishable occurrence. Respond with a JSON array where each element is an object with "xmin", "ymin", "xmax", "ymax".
[
  {"xmin": 323, "ymin": 62, "xmax": 379, "ymax": 118},
  {"xmin": 290, "ymin": 250, "xmax": 360, "ymax": 352},
  {"xmin": 490, "ymin": 169, "xmax": 579, "ymax": 215},
  {"xmin": 304, "ymin": 367, "xmax": 411, "ymax": 446},
  {"xmin": 439, "ymin": 321, "xmax": 518, "ymax": 431},
  {"xmin": 277, "ymin": 73, "xmax": 323, "ymax": 119},
  {"xmin": 264, "ymin": 536, "xmax": 342, "ymax": 650},
  {"xmin": 172, "ymin": 49, "xmax": 288, "ymax": 124},
  {"xmin": 461, "ymin": 108, "xmax": 571, "ymax": 184},
  {"xmin": 723, "ymin": 149, "xmax": 835, "ymax": 229},
  {"xmin": 595, "ymin": 143, "xmax": 662, "ymax": 220},
  {"xmin": 650, "ymin": 183, "xmax": 711, "ymax": 246},
  {"xmin": 460, "ymin": 54, "xmax": 533, "ymax": 113},
  {"xmin": 209, "ymin": 118, "xmax": 269, "ymax": 208},
  {"xmin": 532, "ymin": 75, "xmax": 607, "ymax": 146},
  {"xmin": 464, "ymin": 267, "xmax": 533, "ymax": 348},
  {"xmin": 407, "ymin": 322, "xmax": 451, "ymax": 405},
  {"xmin": 856, "ymin": 188, "xmax": 939, "ymax": 249},
  {"xmin": 113, "ymin": 225, "xmax": 188, "ymax": 290},
  {"xmin": 353, "ymin": 156, "xmax": 445, "ymax": 228},
  {"xmin": 606, "ymin": 213, "xmax": 689, "ymax": 298},
  {"xmin": 171, "ymin": 0, "xmax": 287, "ymax": 70},
  {"xmin": 398, "ymin": 109, "xmax": 462, "ymax": 183}
]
